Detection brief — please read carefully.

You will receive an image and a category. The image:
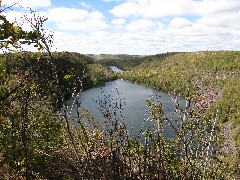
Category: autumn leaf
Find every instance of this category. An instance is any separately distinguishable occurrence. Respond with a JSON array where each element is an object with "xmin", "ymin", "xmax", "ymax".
[
  {"xmin": 3, "ymin": 41, "xmax": 9, "ymax": 48},
  {"xmin": 13, "ymin": 26, "xmax": 20, "ymax": 33},
  {"xmin": 64, "ymin": 74, "xmax": 72, "ymax": 79},
  {"xmin": 38, "ymin": 45, "xmax": 44, "ymax": 51}
]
